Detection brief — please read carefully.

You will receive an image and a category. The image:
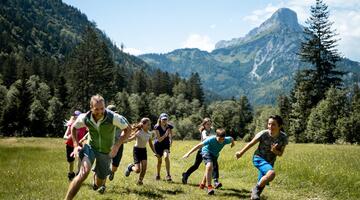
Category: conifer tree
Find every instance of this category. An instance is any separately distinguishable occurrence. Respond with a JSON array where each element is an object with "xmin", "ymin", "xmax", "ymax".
[
  {"xmin": 66, "ymin": 27, "xmax": 116, "ymax": 110},
  {"xmin": 290, "ymin": 0, "xmax": 344, "ymax": 142},
  {"xmin": 188, "ymin": 72, "xmax": 204, "ymax": 105},
  {"xmin": 299, "ymin": 0, "xmax": 344, "ymax": 105}
]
